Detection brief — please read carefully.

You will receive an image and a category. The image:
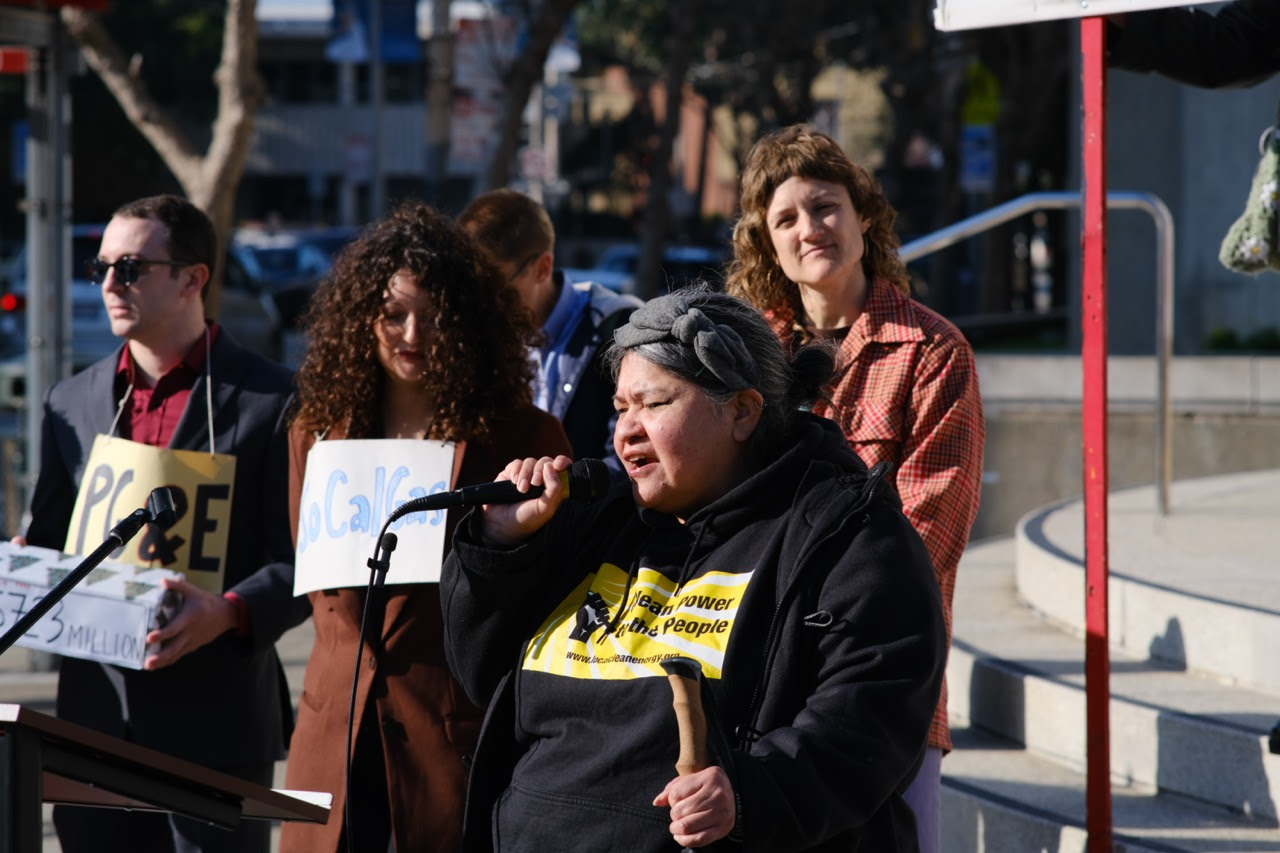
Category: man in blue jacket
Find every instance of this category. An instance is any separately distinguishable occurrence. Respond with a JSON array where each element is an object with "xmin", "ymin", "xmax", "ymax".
[{"xmin": 459, "ymin": 190, "xmax": 641, "ymax": 473}]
